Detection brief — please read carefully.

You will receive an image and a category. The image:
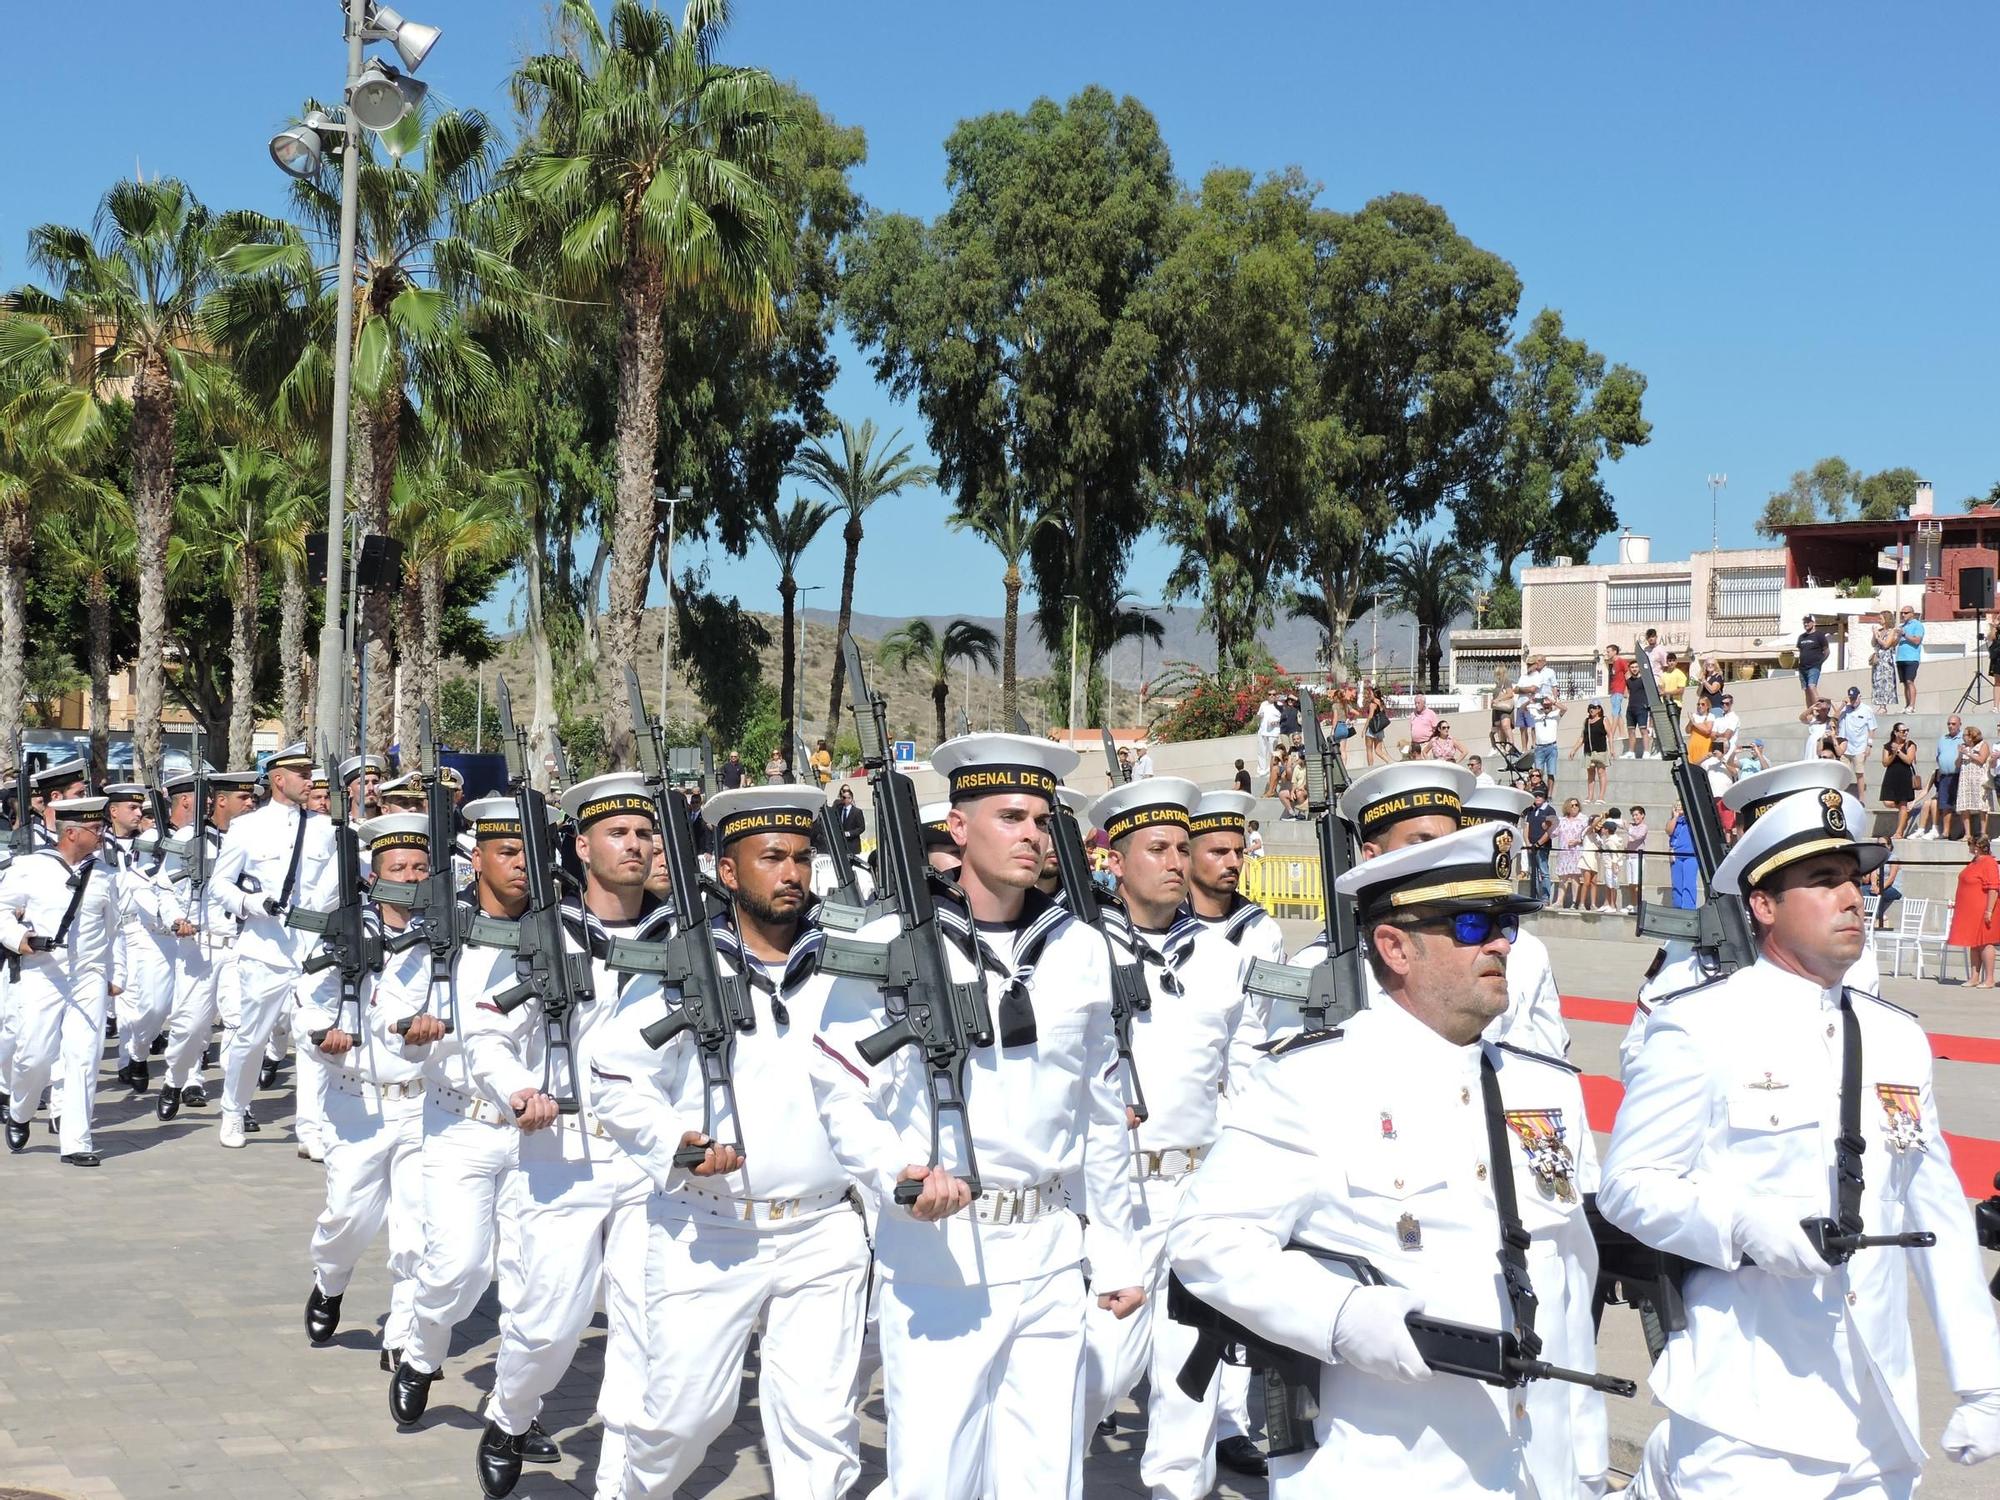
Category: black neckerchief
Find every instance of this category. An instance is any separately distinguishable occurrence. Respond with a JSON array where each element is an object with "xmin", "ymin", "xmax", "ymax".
[{"xmin": 932, "ymin": 885, "xmax": 1070, "ymax": 1048}]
